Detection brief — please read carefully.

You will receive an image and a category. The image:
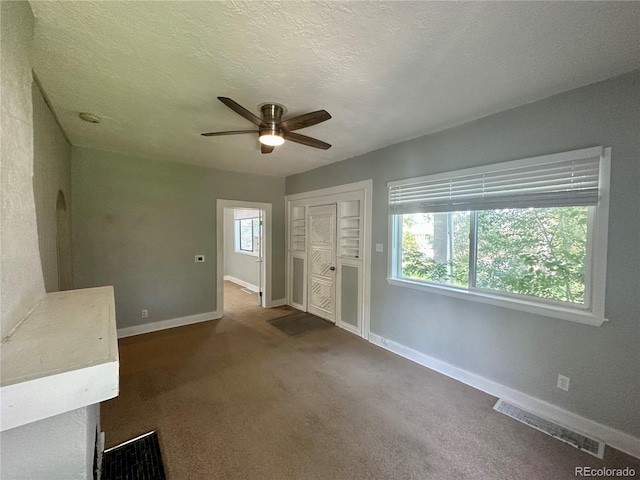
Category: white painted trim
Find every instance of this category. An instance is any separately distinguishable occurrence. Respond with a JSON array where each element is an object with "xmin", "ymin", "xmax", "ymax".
[
  {"xmin": 386, "ymin": 147, "xmax": 611, "ymax": 328},
  {"xmin": 362, "ymin": 179, "xmax": 372, "ymax": 341},
  {"xmin": 224, "ymin": 275, "xmax": 258, "ymax": 292},
  {"xmin": 266, "ymin": 298, "xmax": 286, "ymax": 308},
  {"xmin": 368, "ymin": 332, "xmax": 640, "ymax": 459},
  {"xmin": 386, "ymin": 278, "xmax": 606, "ymax": 326},
  {"xmin": 286, "ymin": 180, "xmax": 373, "ymax": 202},
  {"xmin": 287, "ymin": 251, "xmax": 307, "ymax": 311},
  {"xmin": 1, "ymin": 361, "xmax": 118, "ymax": 432},
  {"xmin": 217, "ymin": 200, "xmax": 272, "ymax": 310},
  {"xmin": 336, "ymin": 321, "xmax": 361, "ymax": 336},
  {"xmin": 117, "ymin": 311, "xmax": 221, "ymax": 338},
  {"xmin": 589, "ymin": 147, "xmax": 610, "ymax": 321},
  {"xmin": 336, "ymin": 261, "xmax": 363, "ymax": 335},
  {"xmin": 285, "ymin": 179, "xmax": 373, "ymax": 341}
]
